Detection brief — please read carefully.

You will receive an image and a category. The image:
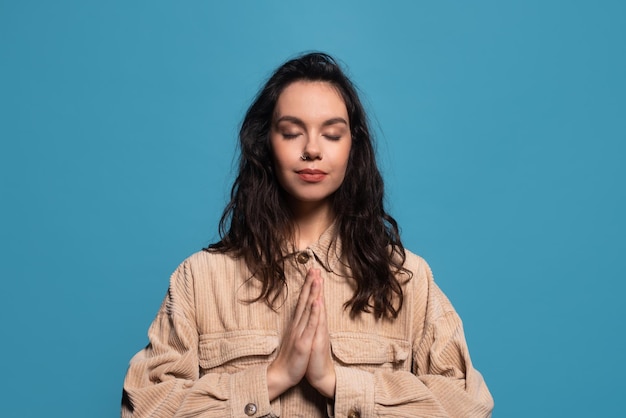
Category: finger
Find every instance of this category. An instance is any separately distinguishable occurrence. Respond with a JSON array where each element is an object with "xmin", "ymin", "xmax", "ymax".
[
  {"xmin": 296, "ymin": 278, "xmax": 320, "ymax": 338},
  {"xmin": 312, "ymin": 286, "xmax": 329, "ymax": 350},
  {"xmin": 301, "ymin": 296, "xmax": 321, "ymax": 342},
  {"xmin": 306, "ymin": 270, "xmax": 327, "ymax": 344},
  {"xmin": 317, "ymin": 283, "xmax": 327, "ymax": 331},
  {"xmin": 292, "ymin": 269, "xmax": 316, "ymax": 323},
  {"xmin": 290, "ymin": 296, "xmax": 320, "ymax": 363},
  {"xmin": 316, "ymin": 270, "xmax": 324, "ymax": 304},
  {"xmin": 308, "ymin": 269, "xmax": 322, "ymax": 304},
  {"xmin": 302, "ymin": 271, "xmax": 323, "ymax": 326}
]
